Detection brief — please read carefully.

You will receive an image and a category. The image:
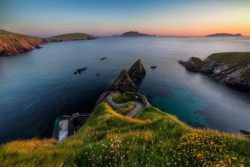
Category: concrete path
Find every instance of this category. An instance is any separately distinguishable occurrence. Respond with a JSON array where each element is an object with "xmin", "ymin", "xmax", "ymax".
[{"xmin": 106, "ymin": 92, "xmax": 144, "ymax": 118}]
